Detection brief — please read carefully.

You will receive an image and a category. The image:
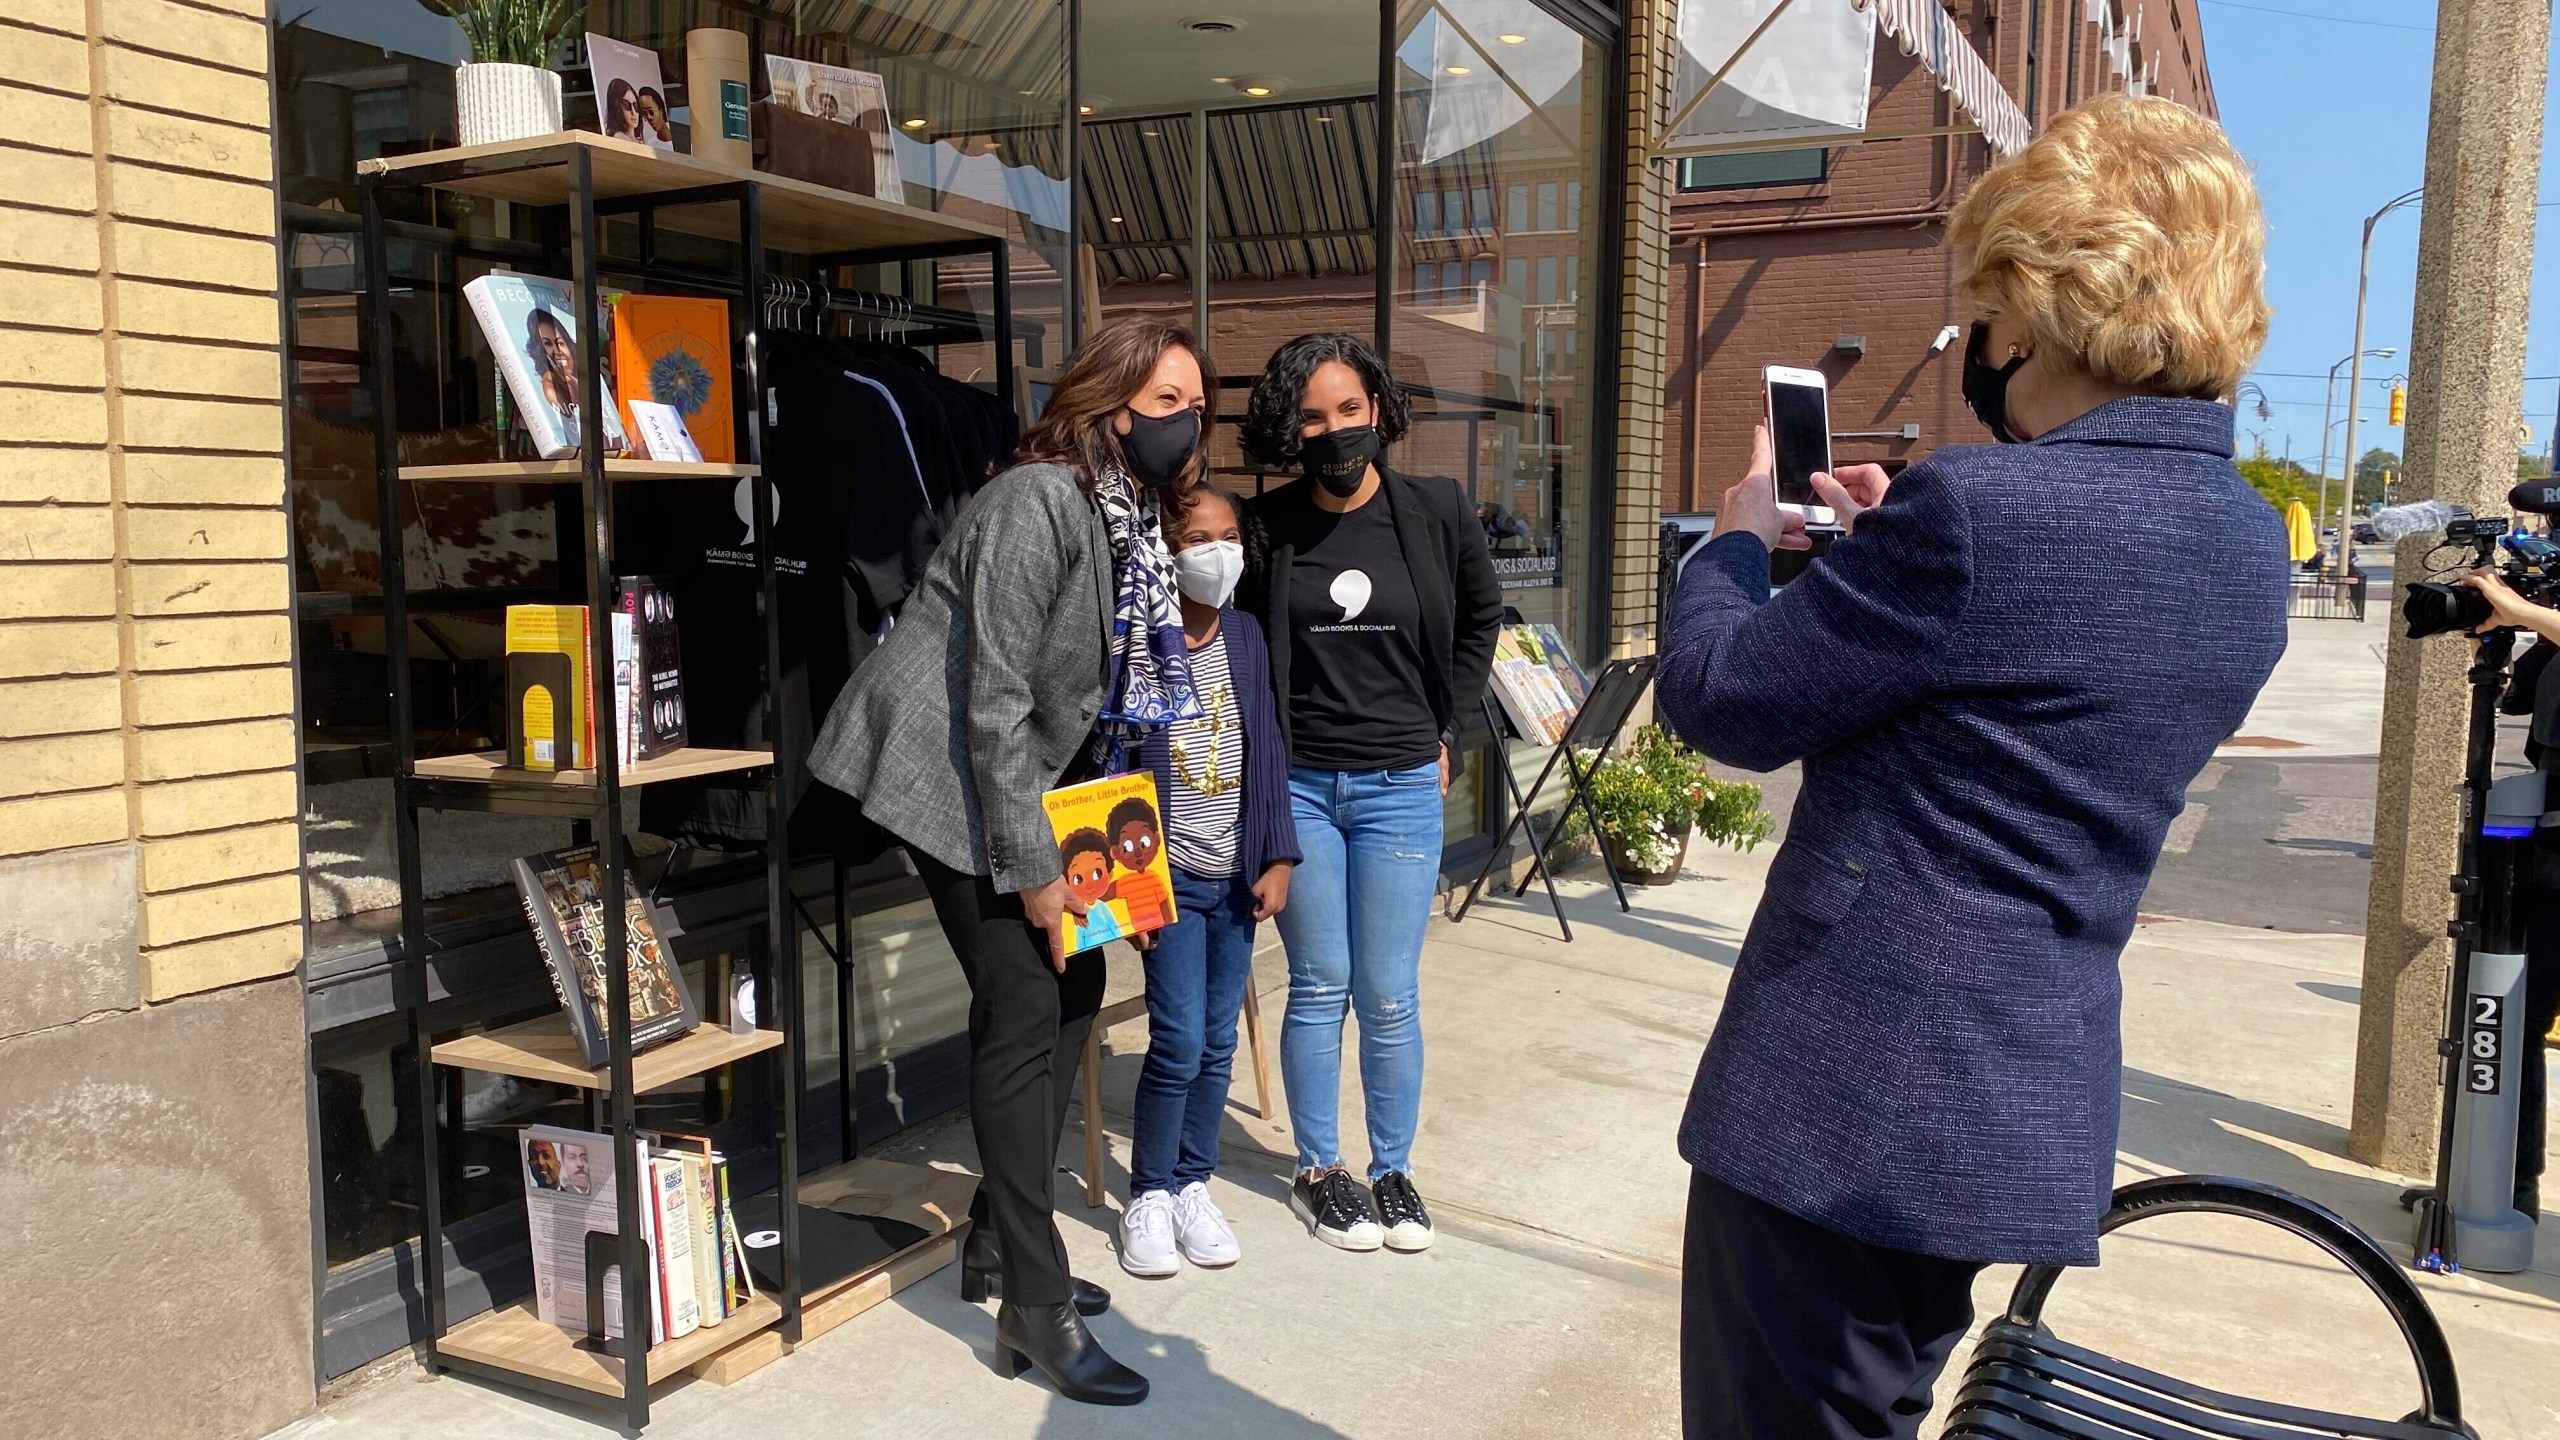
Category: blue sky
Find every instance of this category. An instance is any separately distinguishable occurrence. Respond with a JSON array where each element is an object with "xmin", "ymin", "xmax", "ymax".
[{"xmin": 2209, "ymin": 0, "xmax": 2559, "ymax": 475}]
